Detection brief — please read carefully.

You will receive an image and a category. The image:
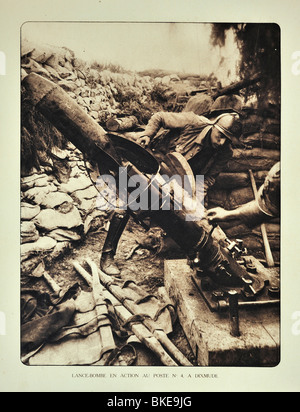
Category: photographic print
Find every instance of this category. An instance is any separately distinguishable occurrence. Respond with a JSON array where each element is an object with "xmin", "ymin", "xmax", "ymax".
[{"xmin": 20, "ymin": 21, "xmax": 281, "ymax": 369}]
